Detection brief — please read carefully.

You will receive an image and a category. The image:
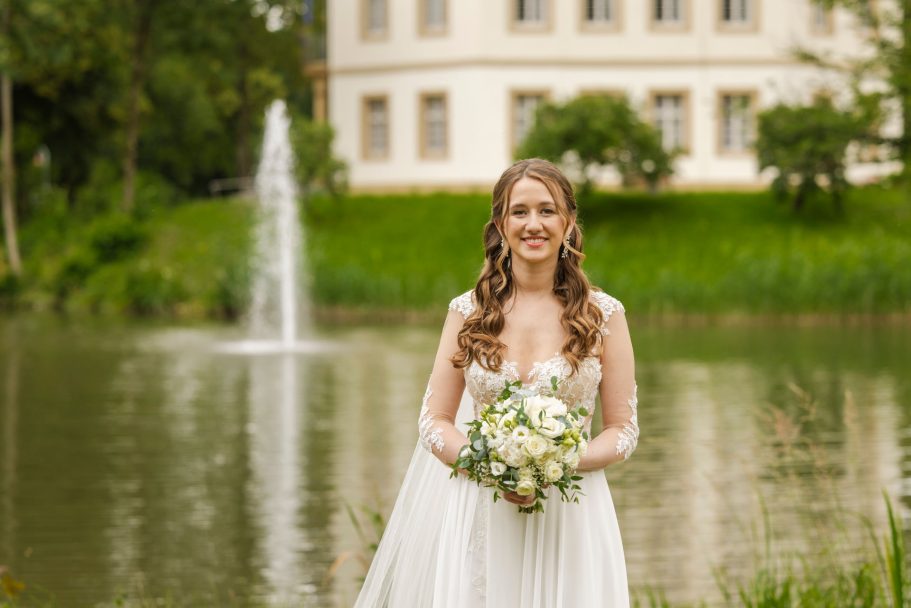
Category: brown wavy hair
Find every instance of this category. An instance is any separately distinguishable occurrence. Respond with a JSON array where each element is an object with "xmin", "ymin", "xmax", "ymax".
[{"xmin": 449, "ymin": 158, "xmax": 605, "ymax": 376}]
